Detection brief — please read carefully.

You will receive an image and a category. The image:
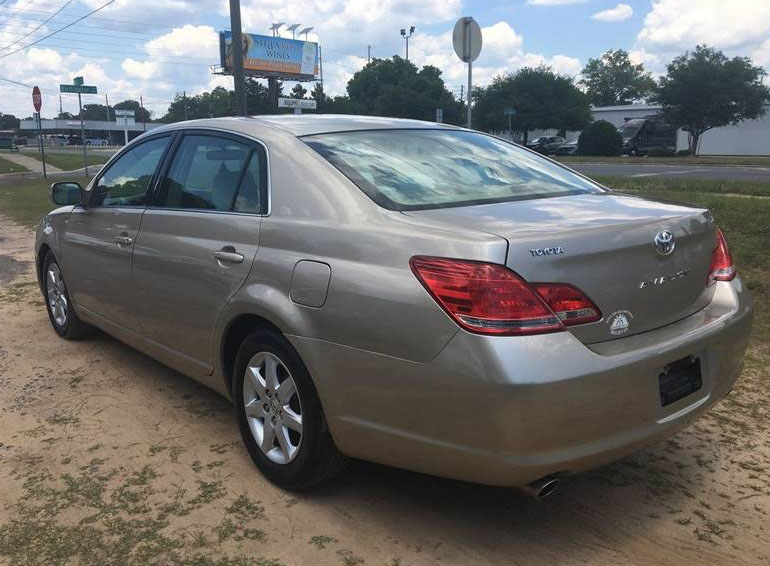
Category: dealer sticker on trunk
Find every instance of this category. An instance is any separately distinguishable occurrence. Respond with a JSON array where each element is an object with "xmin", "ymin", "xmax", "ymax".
[{"xmin": 607, "ymin": 309, "xmax": 634, "ymax": 336}]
